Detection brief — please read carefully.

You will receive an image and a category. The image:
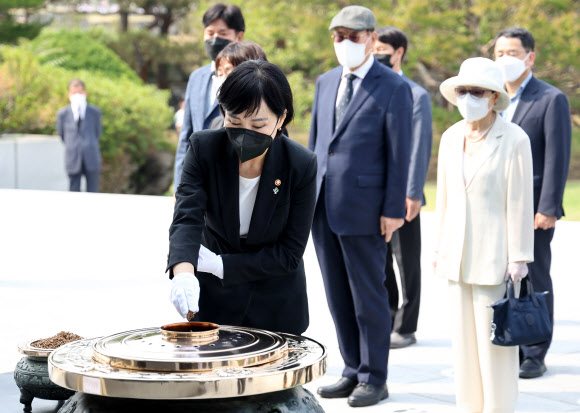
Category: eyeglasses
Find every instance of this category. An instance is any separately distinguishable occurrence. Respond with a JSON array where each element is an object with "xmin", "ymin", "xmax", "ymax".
[
  {"xmin": 332, "ymin": 31, "xmax": 368, "ymax": 43},
  {"xmin": 454, "ymin": 88, "xmax": 494, "ymax": 98}
]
